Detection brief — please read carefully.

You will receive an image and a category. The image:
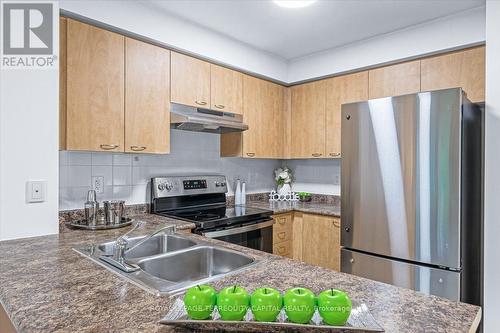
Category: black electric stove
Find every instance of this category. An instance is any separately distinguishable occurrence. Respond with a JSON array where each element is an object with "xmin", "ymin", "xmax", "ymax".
[{"xmin": 151, "ymin": 175, "xmax": 274, "ymax": 253}]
